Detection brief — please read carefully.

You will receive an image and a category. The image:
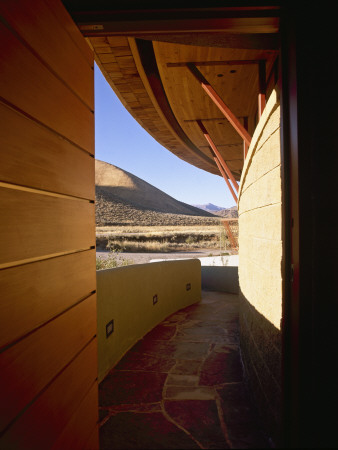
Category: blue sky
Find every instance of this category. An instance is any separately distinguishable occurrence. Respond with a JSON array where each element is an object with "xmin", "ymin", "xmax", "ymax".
[{"xmin": 94, "ymin": 63, "xmax": 236, "ymax": 208}]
